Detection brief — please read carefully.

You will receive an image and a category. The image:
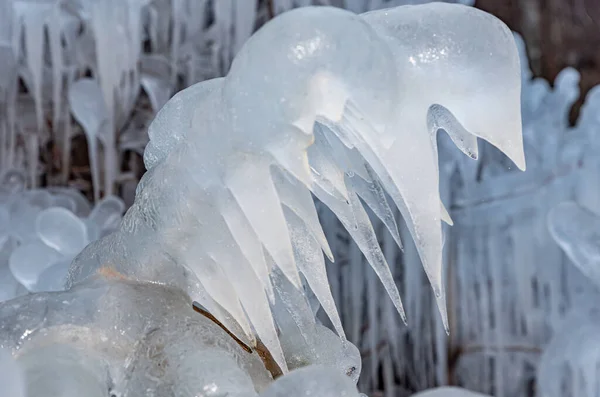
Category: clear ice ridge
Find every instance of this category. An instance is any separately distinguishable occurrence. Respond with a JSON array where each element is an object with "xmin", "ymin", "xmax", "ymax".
[{"xmin": 68, "ymin": 4, "xmax": 525, "ymax": 373}]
